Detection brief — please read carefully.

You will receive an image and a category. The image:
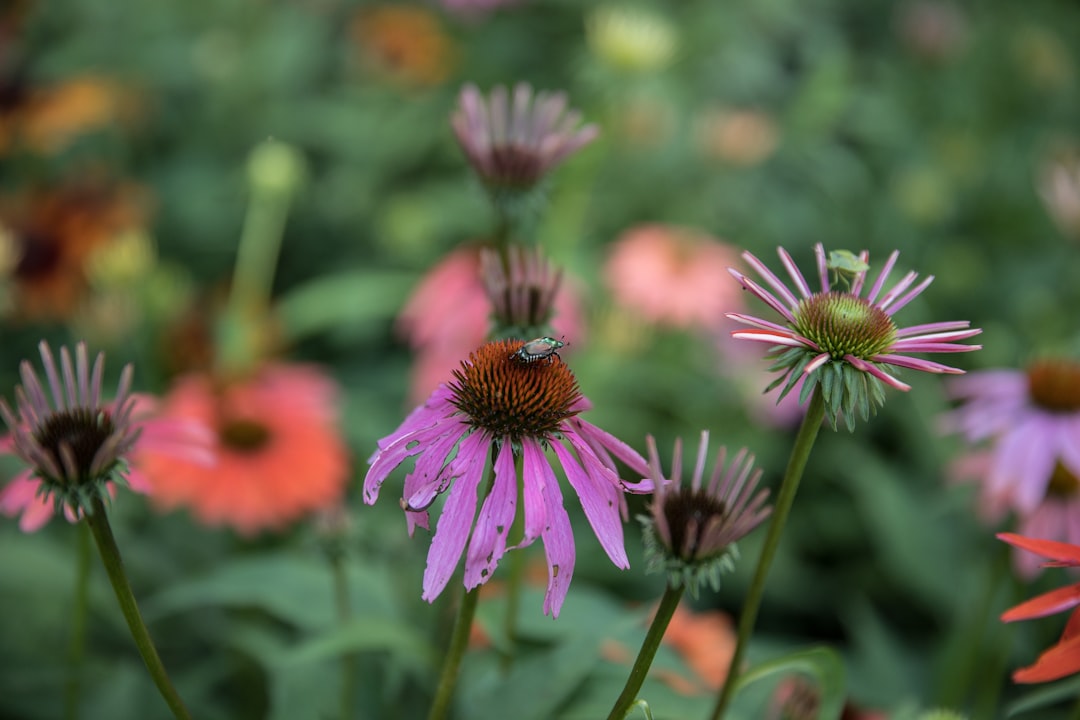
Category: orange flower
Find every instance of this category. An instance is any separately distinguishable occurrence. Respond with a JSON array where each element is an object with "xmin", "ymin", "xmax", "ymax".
[
  {"xmin": 140, "ymin": 363, "xmax": 350, "ymax": 535},
  {"xmin": 661, "ymin": 605, "xmax": 736, "ymax": 693},
  {"xmin": 350, "ymin": 6, "xmax": 456, "ymax": 87},
  {"xmin": 0, "ymin": 179, "xmax": 147, "ymax": 321},
  {"xmin": 0, "ymin": 75, "xmax": 139, "ymax": 156}
]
